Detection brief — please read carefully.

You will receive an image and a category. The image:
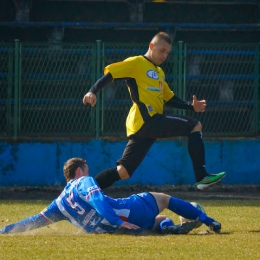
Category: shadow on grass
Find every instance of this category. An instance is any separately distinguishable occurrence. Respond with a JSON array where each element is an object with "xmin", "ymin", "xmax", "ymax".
[
  {"xmin": 113, "ymin": 229, "xmax": 231, "ymax": 236},
  {"xmin": 249, "ymin": 230, "xmax": 260, "ymax": 233}
]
